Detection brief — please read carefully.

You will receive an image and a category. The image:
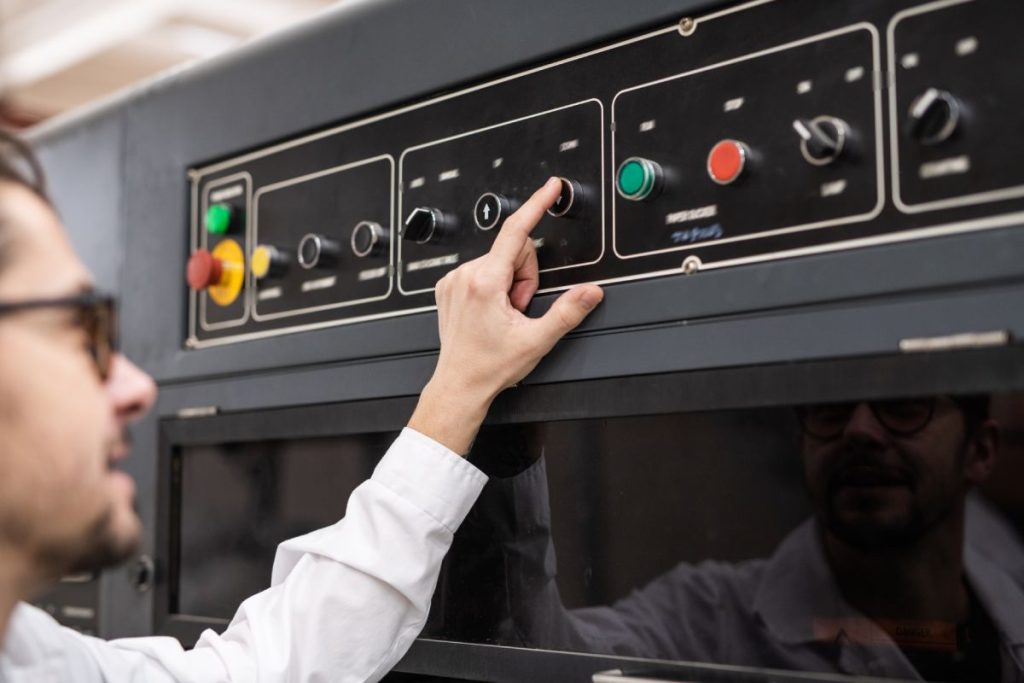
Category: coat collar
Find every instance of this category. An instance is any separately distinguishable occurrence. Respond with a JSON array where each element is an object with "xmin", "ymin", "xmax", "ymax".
[{"xmin": 751, "ymin": 518, "xmax": 1024, "ymax": 677}]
